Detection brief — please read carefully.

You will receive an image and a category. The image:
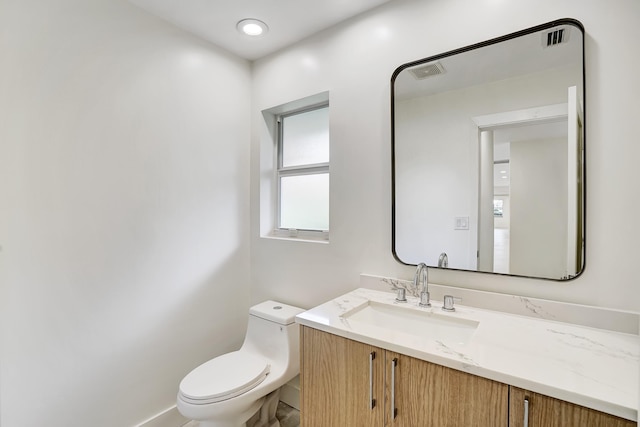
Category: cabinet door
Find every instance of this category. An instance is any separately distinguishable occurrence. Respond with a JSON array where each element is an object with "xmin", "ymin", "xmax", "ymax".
[
  {"xmin": 300, "ymin": 326, "xmax": 384, "ymax": 427},
  {"xmin": 509, "ymin": 387, "xmax": 635, "ymax": 427},
  {"xmin": 385, "ymin": 351, "xmax": 508, "ymax": 427}
]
